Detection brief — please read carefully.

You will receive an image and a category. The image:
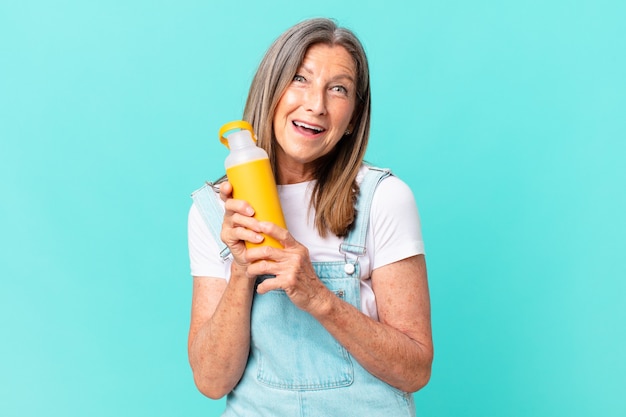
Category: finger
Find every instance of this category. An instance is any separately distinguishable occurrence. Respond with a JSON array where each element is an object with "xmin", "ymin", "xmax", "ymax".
[
  {"xmin": 225, "ymin": 211, "xmax": 263, "ymax": 234},
  {"xmin": 221, "ymin": 225, "xmax": 264, "ymax": 247},
  {"xmin": 244, "ymin": 257, "xmax": 280, "ymax": 294},
  {"xmin": 258, "ymin": 222, "xmax": 297, "ymax": 248},
  {"xmin": 218, "ymin": 181, "xmax": 233, "ymax": 202},
  {"xmin": 222, "ymin": 214, "xmax": 264, "ymax": 243},
  {"xmin": 255, "ymin": 277, "xmax": 280, "ymax": 294},
  {"xmin": 246, "ymin": 243, "xmax": 276, "ymax": 257},
  {"xmin": 224, "ymin": 197, "xmax": 255, "ymax": 217}
]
